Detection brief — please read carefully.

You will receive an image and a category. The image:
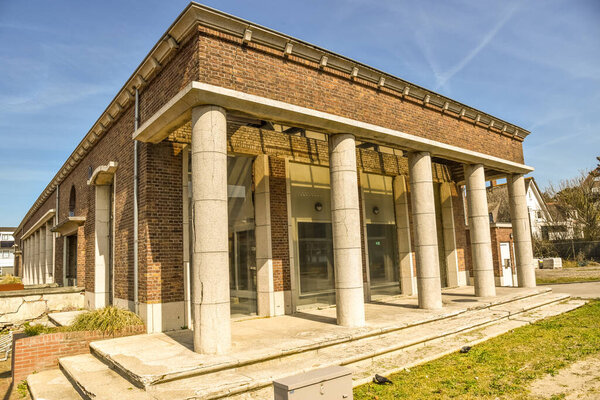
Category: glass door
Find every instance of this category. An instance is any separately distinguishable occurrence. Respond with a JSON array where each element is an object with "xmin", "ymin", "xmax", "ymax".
[
  {"xmin": 367, "ymin": 223, "xmax": 400, "ymax": 296},
  {"xmin": 297, "ymin": 222, "xmax": 335, "ymax": 306}
]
